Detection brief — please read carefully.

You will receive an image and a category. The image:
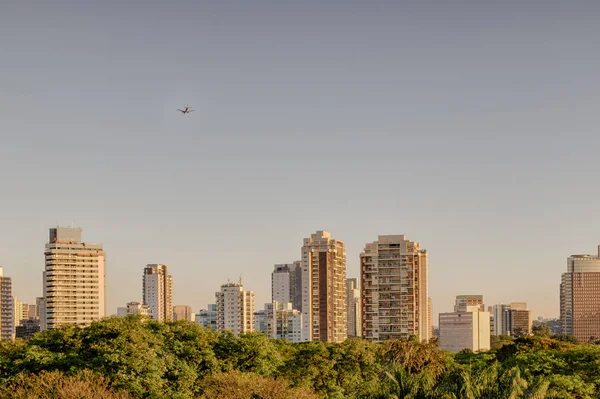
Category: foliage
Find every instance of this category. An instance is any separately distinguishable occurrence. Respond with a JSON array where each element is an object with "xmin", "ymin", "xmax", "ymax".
[
  {"xmin": 1, "ymin": 317, "xmax": 599, "ymax": 398},
  {"xmin": 0, "ymin": 370, "xmax": 134, "ymax": 399}
]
